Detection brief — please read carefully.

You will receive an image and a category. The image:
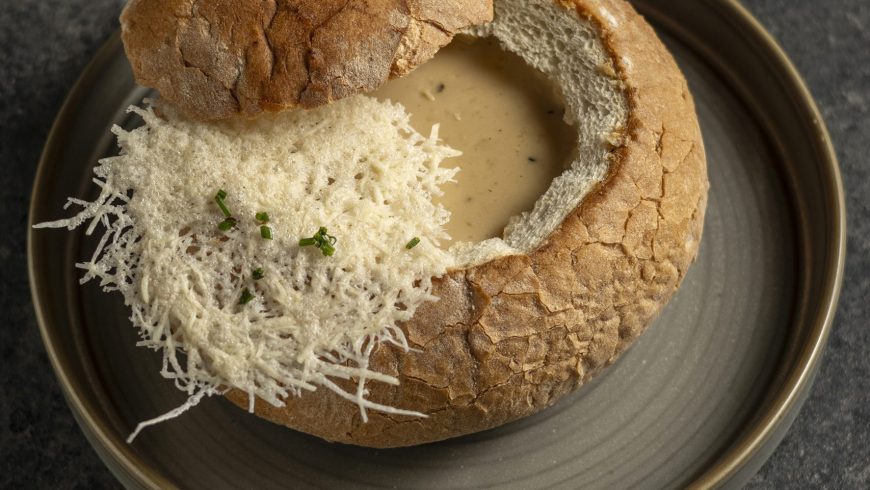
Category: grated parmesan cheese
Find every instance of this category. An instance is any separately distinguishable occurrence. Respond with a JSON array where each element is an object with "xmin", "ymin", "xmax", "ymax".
[{"xmin": 36, "ymin": 96, "xmax": 460, "ymax": 441}]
